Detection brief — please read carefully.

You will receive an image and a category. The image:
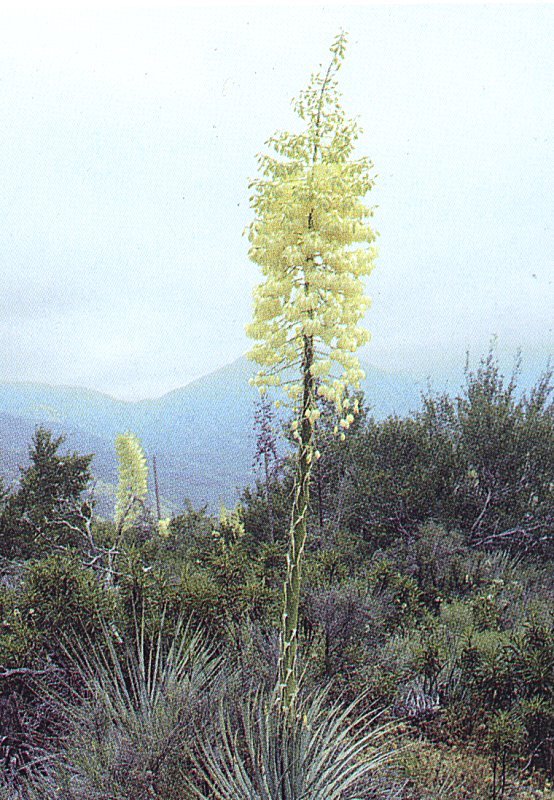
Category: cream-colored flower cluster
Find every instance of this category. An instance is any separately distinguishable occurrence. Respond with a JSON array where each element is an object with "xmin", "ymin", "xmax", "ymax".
[
  {"xmin": 246, "ymin": 34, "xmax": 376, "ymax": 433},
  {"xmin": 114, "ymin": 432, "xmax": 148, "ymax": 529}
]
